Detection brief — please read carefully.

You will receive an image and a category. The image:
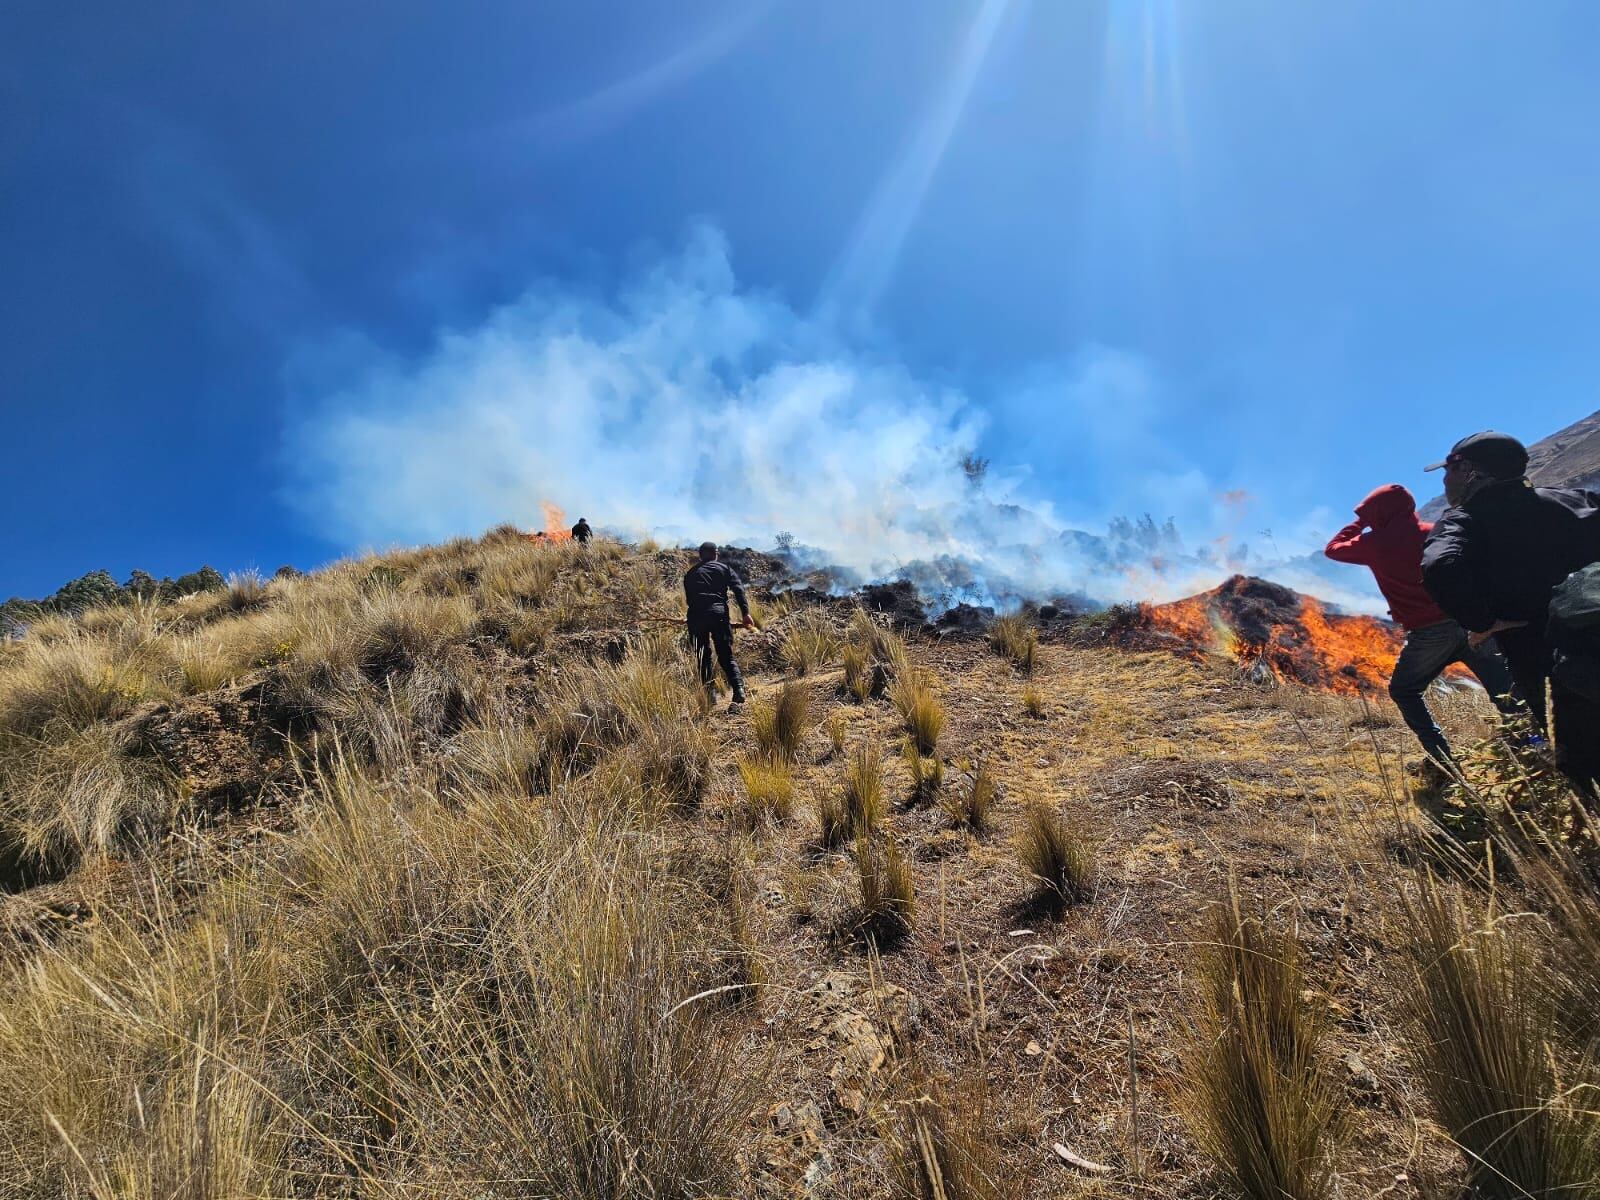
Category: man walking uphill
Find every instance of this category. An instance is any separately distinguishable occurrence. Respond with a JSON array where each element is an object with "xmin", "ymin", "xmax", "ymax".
[
  {"xmin": 1325, "ymin": 483, "xmax": 1515, "ymax": 763},
  {"xmin": 684, "ymin": 542, "xmax": 752, "ymax": 708},
  {"xmin": 1421, "ymin": 431, "xmax": 1600, "ymax": 800},
  {"xmin": 570, "ymin": 517, "xmax": 593, "ymax": 545}
]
